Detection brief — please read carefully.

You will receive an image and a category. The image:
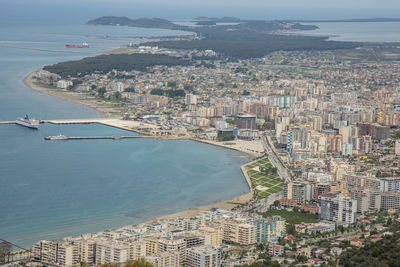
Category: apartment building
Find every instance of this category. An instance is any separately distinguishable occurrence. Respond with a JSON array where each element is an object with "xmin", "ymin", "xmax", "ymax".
[
  {"xmin": 222, "ymin": 221, "xmax": 256, "ymax": 246},
  {"xmin": 95, "ymin": 241, "xmax": 130, "ymax": 265},
  {"xmin": 186, "ymin": 245, "xmax": 222, "ymax": 267}
]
